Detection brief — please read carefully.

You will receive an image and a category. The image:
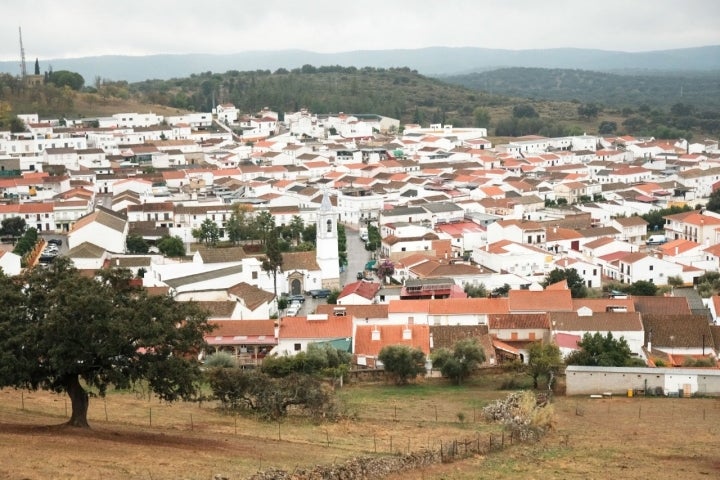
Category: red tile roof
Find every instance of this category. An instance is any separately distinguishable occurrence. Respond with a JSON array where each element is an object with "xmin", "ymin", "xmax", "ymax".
[
  {"xmin": 205, "ymin": 320, "xmax": 276, "ymax": 346},
  {"xmin": 507, "ymin": 289, "xmax": 573, "ymax": 312},
  {"xmin": 354, "ymin": 324, "xmax": 430, "ymax": 356},
  {"xmin": 338, "ymin": 281, "xmax": 381, "ymax": 301},
  {"xmin": 279, "ymin": 315, "xmax": 353, "ymax": 339},
  {"xmin": 488, "ymin": 314, "xmax": 550, "ymax": 329},
  {"xmin": 428, "ymin": 298, "xmax": 509, "ymax": 315}
]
